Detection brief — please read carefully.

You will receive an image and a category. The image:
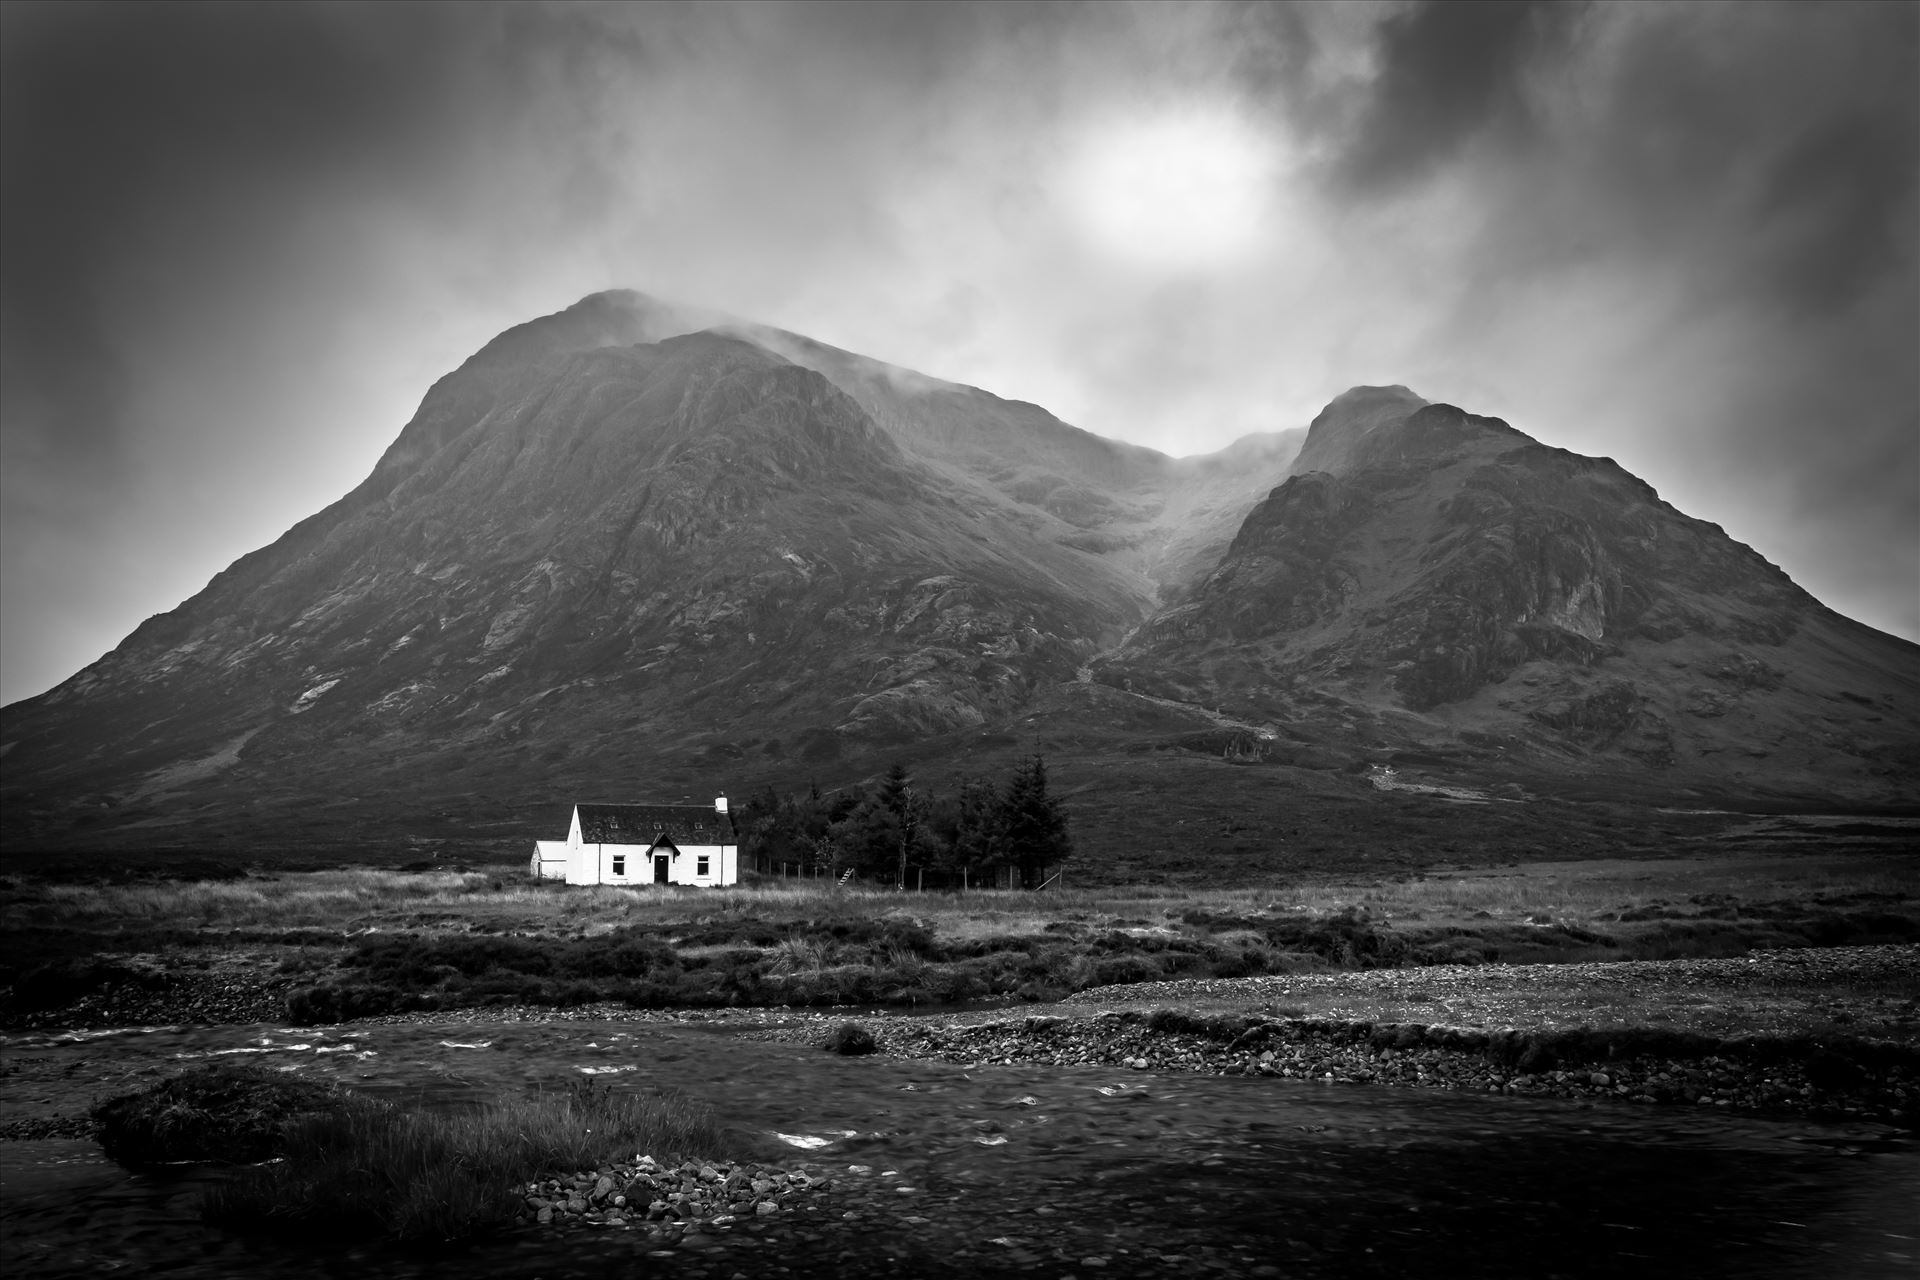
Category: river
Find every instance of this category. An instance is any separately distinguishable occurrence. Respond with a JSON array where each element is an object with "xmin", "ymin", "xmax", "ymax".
[{"xmin": 2, "ymin": 1014, "xmax": 1912, "ymax": 1278}]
